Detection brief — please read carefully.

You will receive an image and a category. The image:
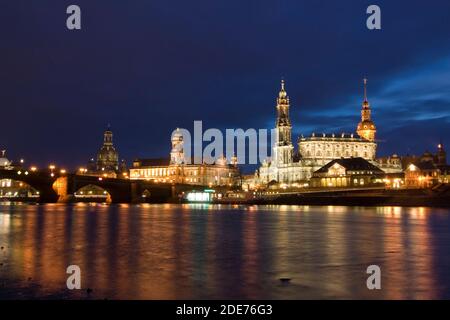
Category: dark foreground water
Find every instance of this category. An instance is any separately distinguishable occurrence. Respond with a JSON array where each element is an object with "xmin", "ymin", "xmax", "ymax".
[{"xmin": 1, "ymin": 203, "xmax": 450, "ymax": 299}]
